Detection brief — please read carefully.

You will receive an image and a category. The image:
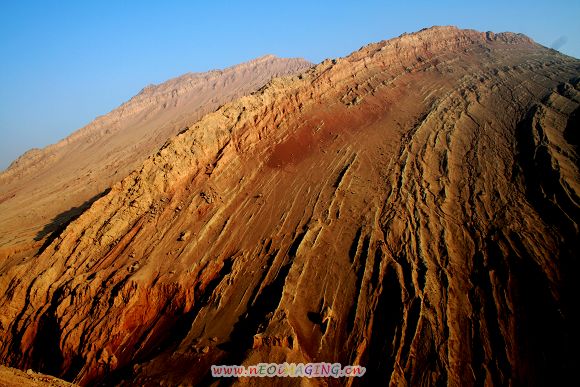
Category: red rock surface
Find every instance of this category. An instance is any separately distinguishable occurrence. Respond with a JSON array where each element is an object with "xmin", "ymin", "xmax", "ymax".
[{"xmin": 0, "ymin": 26, "xmax": 579, "ymax": 386}]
